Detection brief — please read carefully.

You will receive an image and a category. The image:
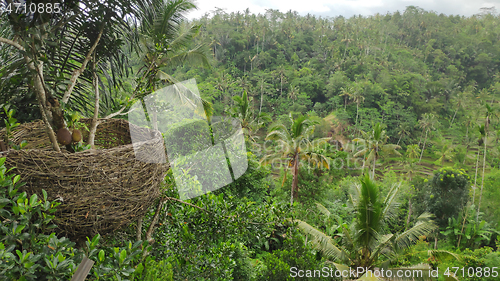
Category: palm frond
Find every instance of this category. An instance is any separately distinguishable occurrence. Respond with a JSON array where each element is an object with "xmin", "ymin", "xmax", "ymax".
[
  {"xmin": 426, "ymin": 249, "xmax": 461, "ymax": 262},
  {"xmin": 354, "ymin": 175, "xmax": 383, "ymax": 248},
  {"xmin": 381, "ymin": 182, "xmax": 402, "ymax": 221},
  {"xmin": 394, "ymin": 213, "xmax": 438, "ymax": 250},
  {"xmin": 316, "ymin": 203, "xmax": 331, "ymax": 217},
  {"xmin": 159, "ymin": 43, "xmax": 211, "ymax": 69},
  {"xmin": 294, "ymin": 219, "xmax": 347, "ymax": 262}
]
